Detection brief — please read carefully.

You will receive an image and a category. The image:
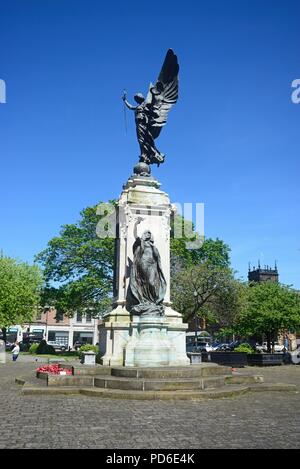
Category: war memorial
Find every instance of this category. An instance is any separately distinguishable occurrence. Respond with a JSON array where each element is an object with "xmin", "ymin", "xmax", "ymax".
[
  {"xmin": 99, "ymin": 49, "xmax": 190, "ymax": 368},
  {"xmin": 1, "ymin": 1, "xmax": 299, "ymax": 451},
  {"xmin": 13, "ymin": 50, "xmax": 296, "ymax": 402}
]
